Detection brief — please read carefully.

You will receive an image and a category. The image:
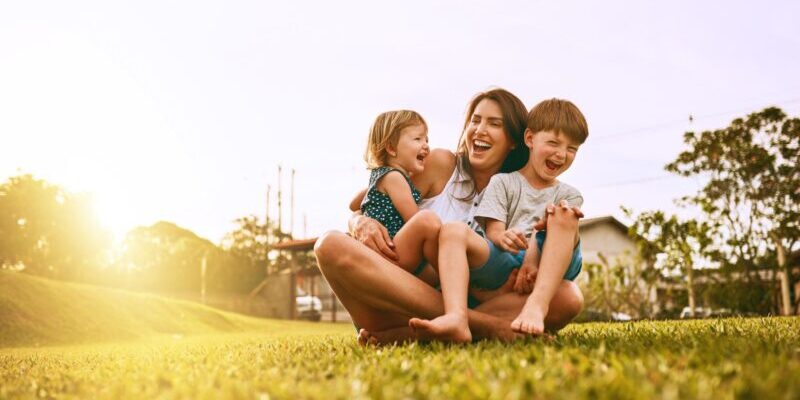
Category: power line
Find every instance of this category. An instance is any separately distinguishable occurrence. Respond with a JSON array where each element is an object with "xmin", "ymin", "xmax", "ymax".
[
  {"xmin": 592, "ymin": 97, "xmax": 800, "ymax": 142},
  {"xmin": 586, "ymin": 175, "xmax": 677, "ymax": 189}
]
